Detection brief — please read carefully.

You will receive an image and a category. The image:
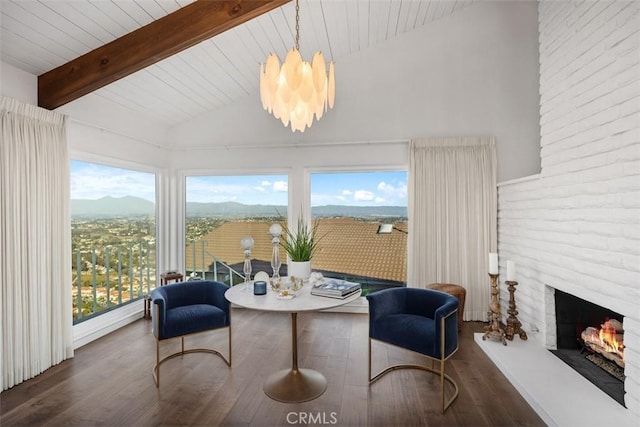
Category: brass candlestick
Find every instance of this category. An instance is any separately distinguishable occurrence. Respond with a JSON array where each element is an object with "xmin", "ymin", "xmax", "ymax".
[
  {"xmin": 504, "ymin": 280, "xmax": 527, "ymax": 341},
  {"xmin": 483, "ymin": 273, "xmax": 506, "ymax": 345}
]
